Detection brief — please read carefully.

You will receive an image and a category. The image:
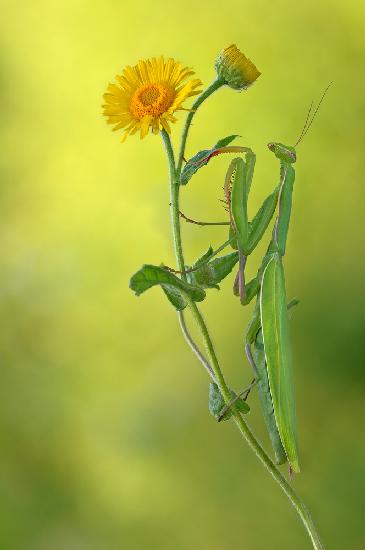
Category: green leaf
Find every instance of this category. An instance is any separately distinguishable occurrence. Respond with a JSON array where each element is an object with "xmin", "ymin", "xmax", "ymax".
[
  {"xmin": 253, "ymin": 328, "xmax": 287, "ymax": 465},
  {"xmin": 130, "ymin": 264, "xmax": 206, "ymax": 311},
  {"xmin": 246, "ymin": 187, "xmax": 279, "ymax": 254},
  {"xmin": 214, "ymin": 134, "xmax": 240, "ymax": 148},
  {"xmin": 162, "ymin": 286, "xmax": 187, "ymax": 310},
  {"xmin": 208, "ymin": 383, "xmax": 250, "ymax": 421},
  {"xmin": 260, "ymin": 253, "xmax": 300, "ymax": 472},
  {"xmin": 180, "ymin": 150, "xmax": 211, "ymax": 185},
  {"xmin": 192, "ymin": 246, "xmax": 214, "ymax": 268},
  {"xmin": 231, "ymin": 158, "xmax": 249, "ymax": 254},
  {"xmin": 180, "ymin": 135, "xmax": 240, "ymax": 185},
  {"xmin": 188, "ymin": 248, "xmax": 239, "ymax": 289}
]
